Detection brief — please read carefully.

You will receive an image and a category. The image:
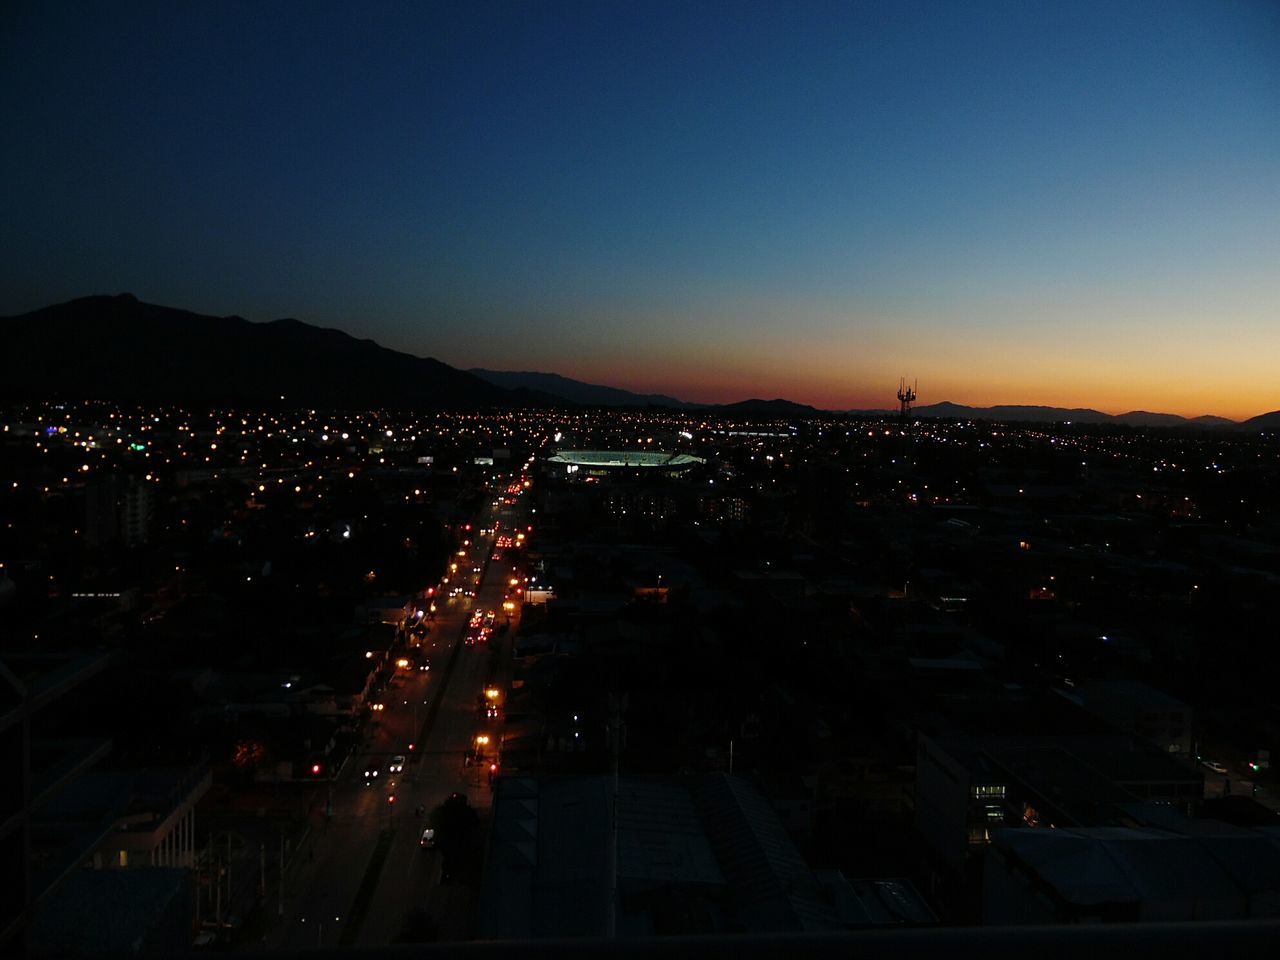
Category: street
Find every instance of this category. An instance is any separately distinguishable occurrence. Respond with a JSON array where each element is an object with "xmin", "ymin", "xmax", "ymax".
[{"xmin": 262, "ymin": 492, "xmax": 524, "ymax": 948}]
